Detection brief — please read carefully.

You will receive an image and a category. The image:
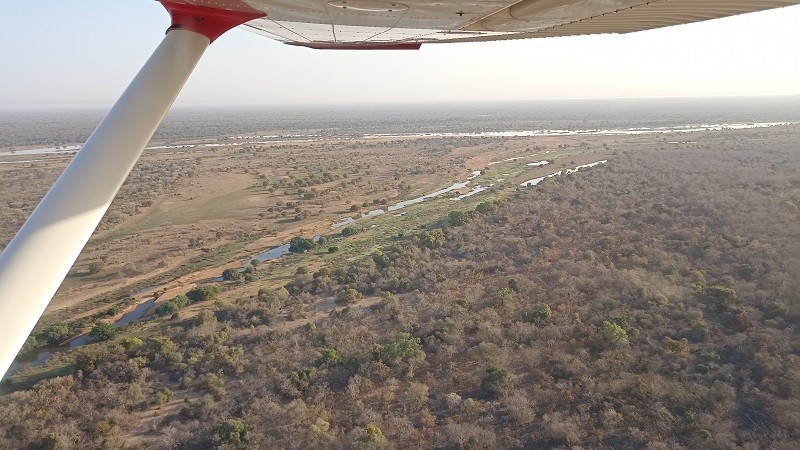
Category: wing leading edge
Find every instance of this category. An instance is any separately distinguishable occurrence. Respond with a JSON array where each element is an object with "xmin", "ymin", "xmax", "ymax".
[{"xmin": 162, "ymin": 0, "xmax": 800, "ymax": 48}]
